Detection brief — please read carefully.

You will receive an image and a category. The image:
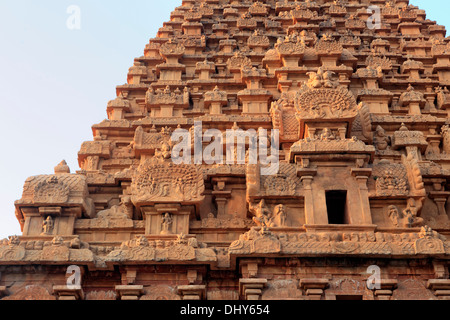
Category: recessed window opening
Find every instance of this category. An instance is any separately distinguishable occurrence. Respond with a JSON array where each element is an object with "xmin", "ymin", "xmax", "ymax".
[{"xmin": 326, "ymin": 190, "xmax": 349, "ymax": 225}]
